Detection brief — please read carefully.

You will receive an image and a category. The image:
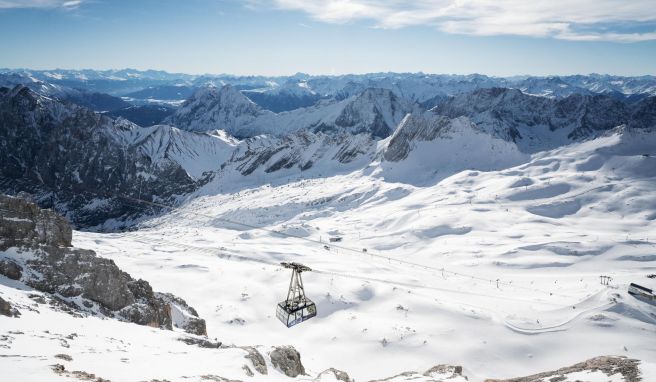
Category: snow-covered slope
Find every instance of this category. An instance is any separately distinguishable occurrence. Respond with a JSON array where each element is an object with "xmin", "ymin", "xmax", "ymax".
[
  {"xmin": 54, "ymin": 126, "xmax": 656, "ymax": 381},
  {"xmin": 115, "ymin": 125, "xmax": 238, "ymax": 179}
]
